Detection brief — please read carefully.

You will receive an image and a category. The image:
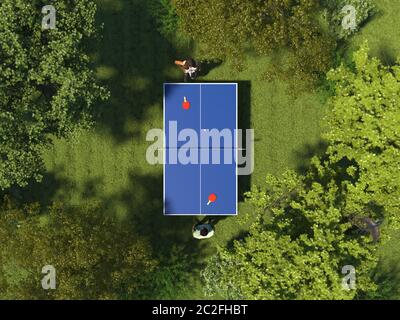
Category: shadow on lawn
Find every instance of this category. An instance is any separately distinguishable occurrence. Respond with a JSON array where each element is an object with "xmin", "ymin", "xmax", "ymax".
[
  {"xmin": 113, "ymin": 173, "xmax": 207, "ymax": 251},
  {"xmin": 102, "ymin": 171, "xmax": 211, "ymax": 298},
  {"xmin": 11, "ymin": 167, "xmax": 72, "ymax": 208},
  {"xmin": 93, "ymin": 0, "xmax": 181, "ymax": 142},
  {"xmin": 16, "ymin": 169, "xmax": 209, "ymax": 298},
  {"xmin": 376, "ymin": 42, "xmax": 398, "ymax": 67},
  {"xmin": 369, "ymin": 254, "xmax": 400, "ymax": 300},
  {"xmin": 198, "ymin": 60, "xmax": 223, "ymax": 77},
  {"xmin": 14, "ymin": 171, "xmax": 111, "ymax": 213},
  {"xmin": 16, "ymin": 168, "xmax": 208, "ymax": 259},
  {"xmin": 294, "ymin": 140, "xmax": 328, "ymax": 175}
]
